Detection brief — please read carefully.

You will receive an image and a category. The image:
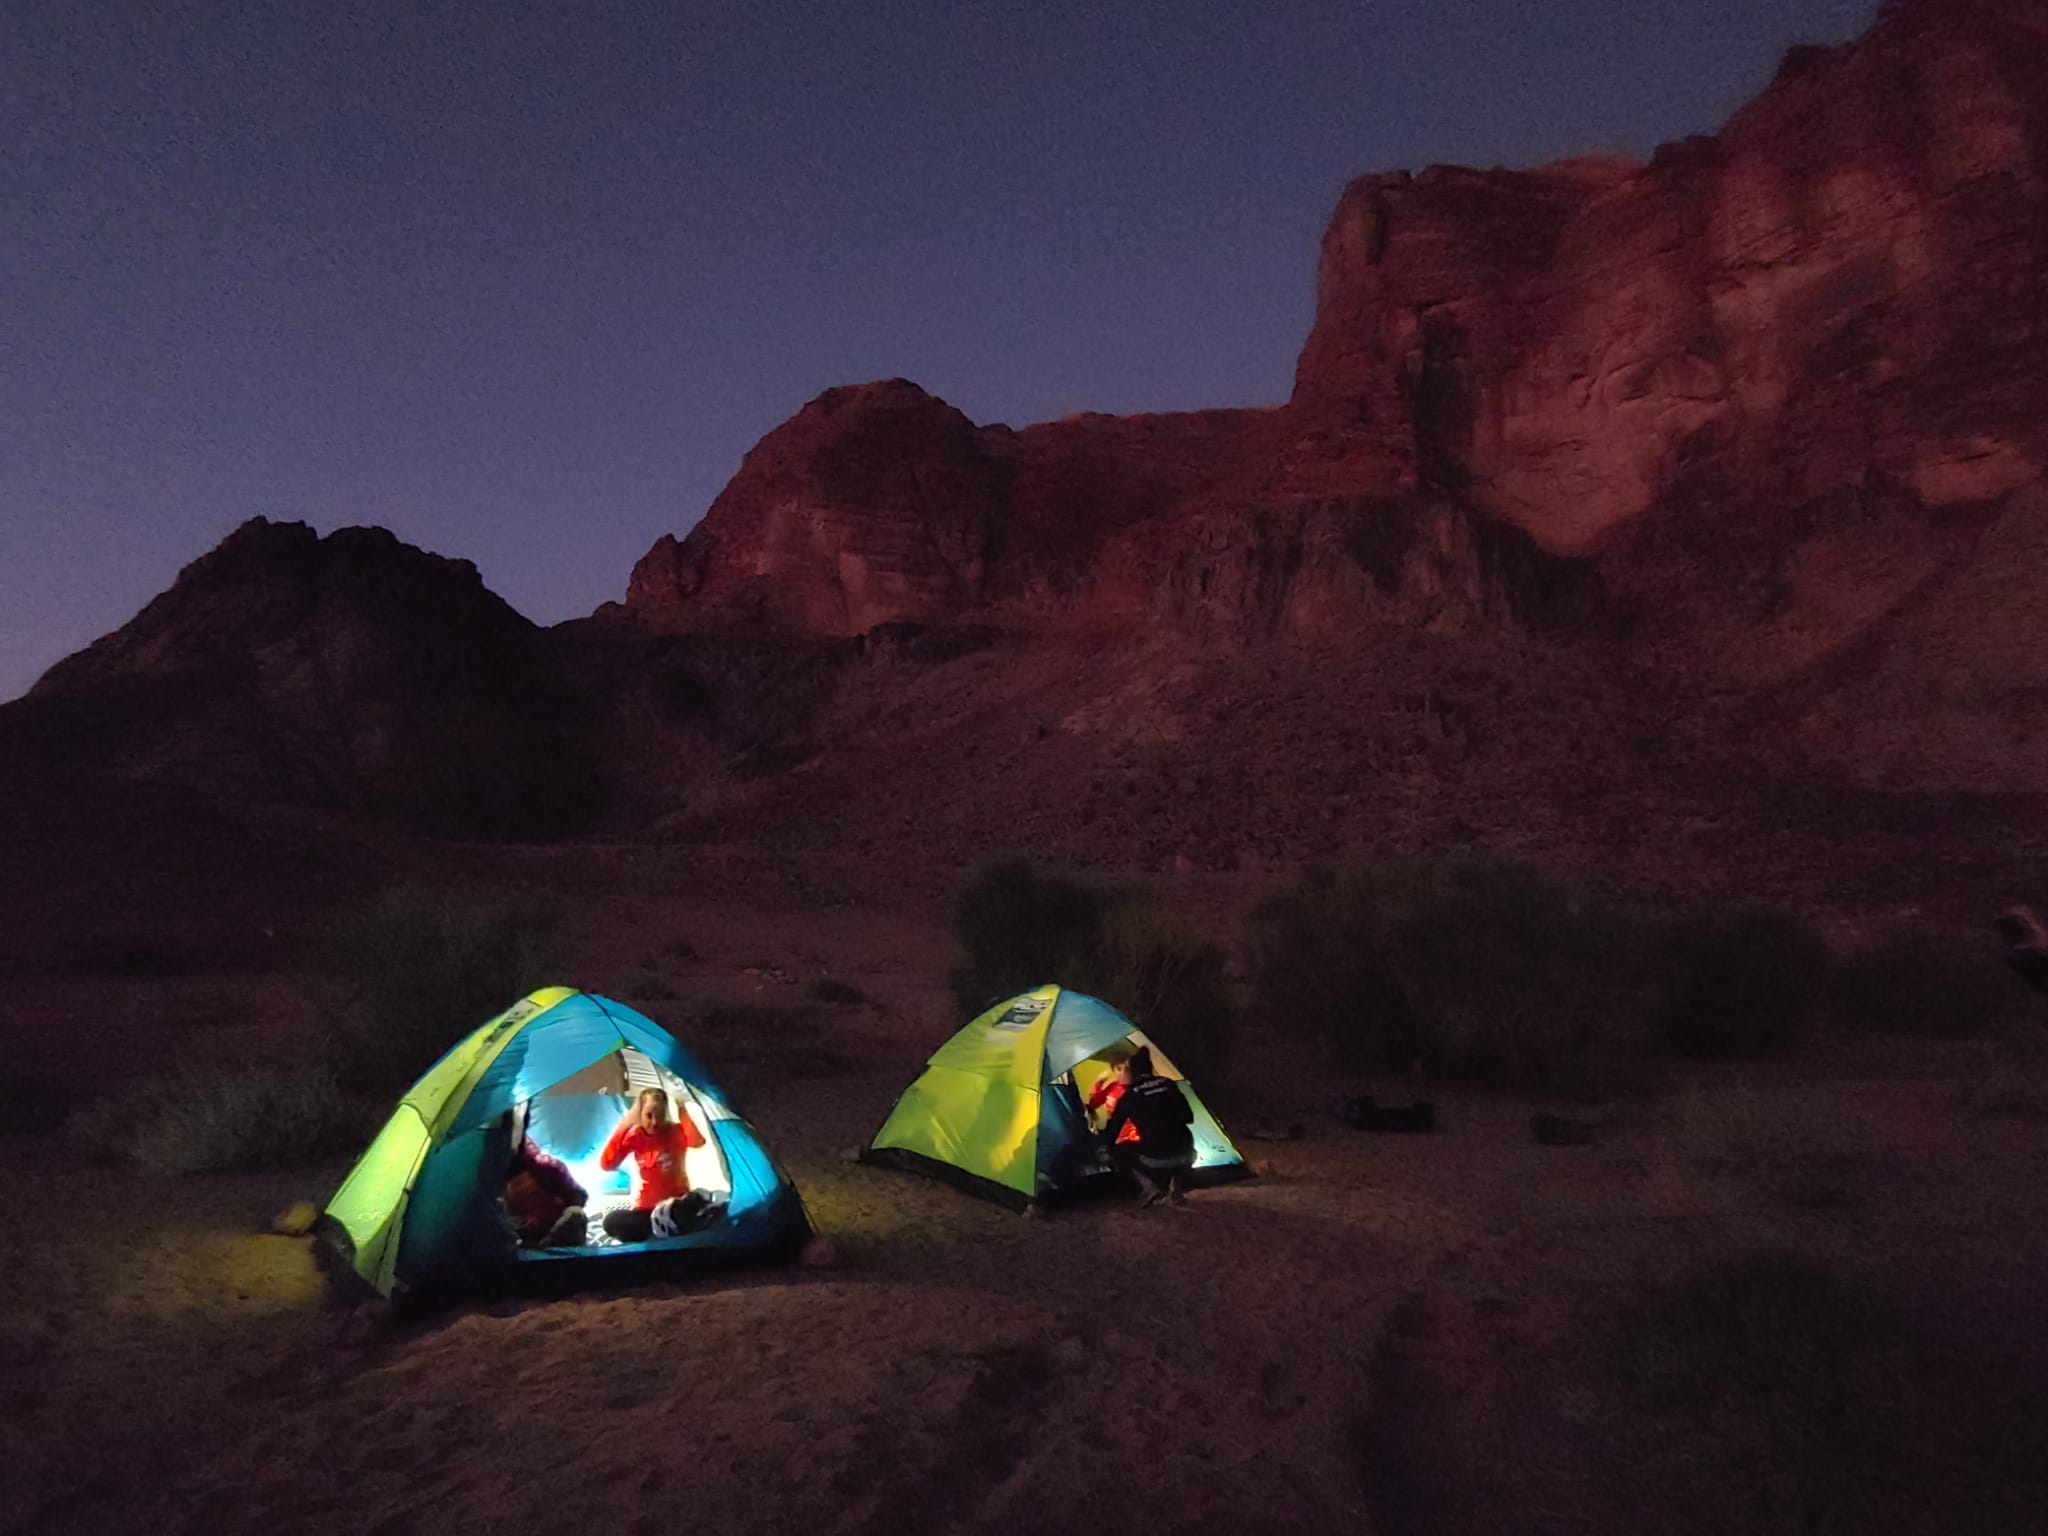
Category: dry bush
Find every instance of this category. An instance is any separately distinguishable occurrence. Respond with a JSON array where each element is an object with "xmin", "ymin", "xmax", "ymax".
[
  {"xmin": 1597, "ymin": 1250, "xmax": 2047, "ymax": 1534},
  {"xmin": 303, "ymin": 882, "xmax": 564, "ymax": 1092},
  {"xmin": 1089, "ymin": 902, "xmax": 1235, "ymax": 1083},
  {"xmin": 947, "ymin": 856, "xmax": 1238, "ymax": 1082},
  {"xmin": 946, "ymin": 856, "xmax": 1117, "ymax": 1016},
  {"xmin": 1245, "ymin": 855, "xmax": 1655, "ymax": 1094},
  {"xmin": 618, "ymin": 972, "xmax": 677, "ymax": 1002},
  {"xmin": 1833, "ymin": 926, "xmax": 2038, "ymax": 1039},
  {"xmin": 805, "ymin": 976, "xmax": 873, "ymax": 1008},
  {"xmin": 70, "ymin": 933, "xmax": 187, "ymax": 977},
  {"xmin": 0, "ymin": 1073, "xmax": 66, "ymax": 1136},
  {"xmin": 115, "ymin": 1064, "xmax": 377, "ymax": 1176},
  {"xmin": 1951, "ymin": 1035, "xmax": 2048, "ymax": 1117},
  {"xmin": 1670, "ymin": 1084, "xmax": 1861, "ymax": 1208},
  {"xmin": 152, "ymin": 983, "xmax": 249, "ymax": 1031},
  {"xmin": 1653, "ymin": 908, "xmax": 1828, "ymax": 1060},
  {"xmin": 693, "ymin": 997, "xmax": 854, "ymax": 1078}
]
